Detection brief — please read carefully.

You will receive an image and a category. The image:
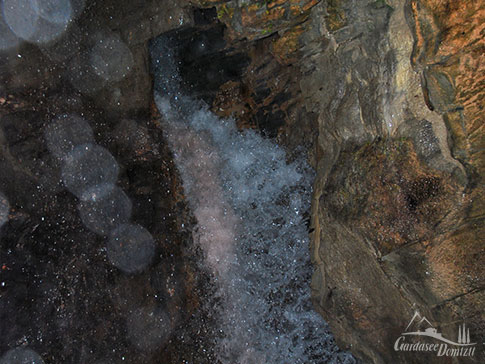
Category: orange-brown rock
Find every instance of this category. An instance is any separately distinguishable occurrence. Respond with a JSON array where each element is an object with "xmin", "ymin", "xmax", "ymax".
[
  {"xmin": 184, "ymin": 1, "xmax": 484, "ymax": 362},
  {"xmin": 306, "ymin": 0, "xmax": 484, "ymax": 362}
]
